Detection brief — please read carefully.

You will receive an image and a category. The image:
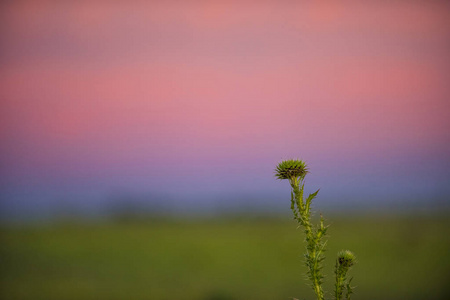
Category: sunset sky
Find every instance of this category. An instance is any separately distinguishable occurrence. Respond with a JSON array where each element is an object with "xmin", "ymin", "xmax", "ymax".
[{"xmin": 1, "ymin": 1, "xmax": 450, "ymax": 218}]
